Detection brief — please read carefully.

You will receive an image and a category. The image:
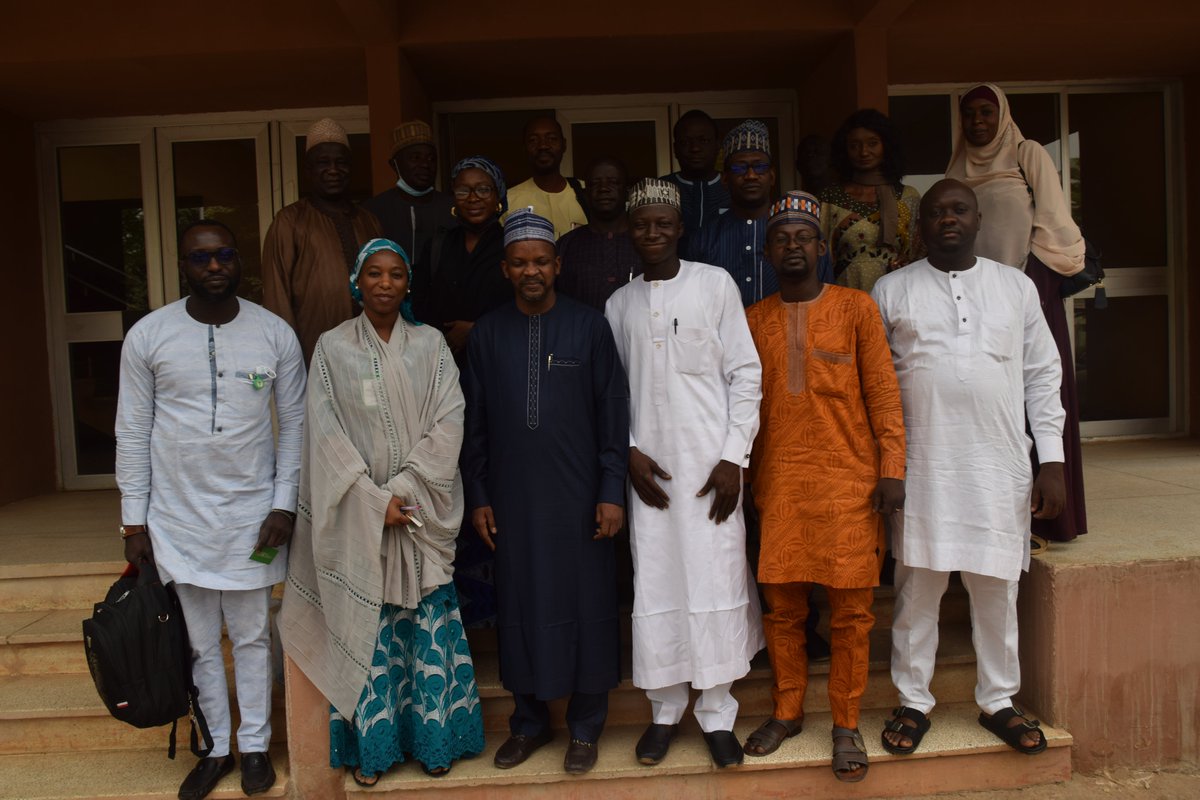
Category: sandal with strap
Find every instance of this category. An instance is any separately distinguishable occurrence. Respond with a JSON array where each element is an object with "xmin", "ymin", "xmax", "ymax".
[
  {"xmin": 831, "ymin": 727, "xmax": 869, "ymax": 783},
  {"xmin": 881, "ymin": 706, "xmax": 931, "ymax": 755},
  {"xmin": 743, "ymin": 717, "xmax": 803, "ymax": 757},
  {"xmin": 979, "ymin": 706, "xmax": 1048, "ymax": 754},
  {"xmin": 351, "ymin": 767, "xmax": 380, "ymax": 787}
]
